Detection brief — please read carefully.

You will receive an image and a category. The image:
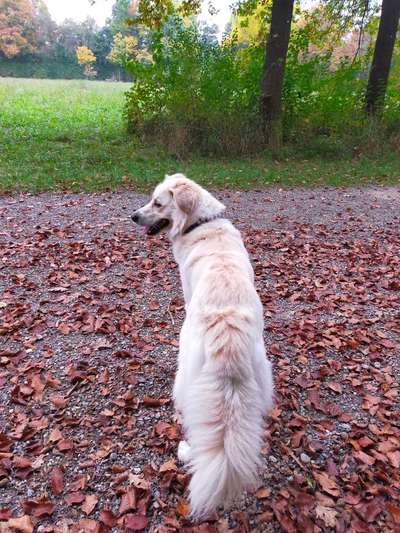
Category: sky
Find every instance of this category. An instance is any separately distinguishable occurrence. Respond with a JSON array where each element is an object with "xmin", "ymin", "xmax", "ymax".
[
  {"xmin": 45, "ymin": 0, "xmax": 234, "ymax": 34},
  {"xmin": 45, "ymin": 0, "xmax": 113, "ymax": 25}
]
